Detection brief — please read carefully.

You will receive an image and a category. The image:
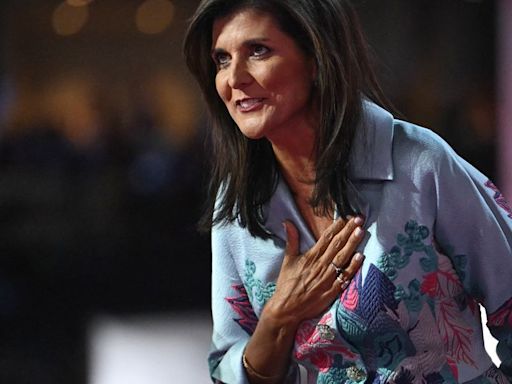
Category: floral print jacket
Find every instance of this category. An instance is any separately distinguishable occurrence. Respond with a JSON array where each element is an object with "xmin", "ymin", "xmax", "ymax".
[{"xmin": 208, "ymin": 102, "xmax": 512, "ymax": 383}]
